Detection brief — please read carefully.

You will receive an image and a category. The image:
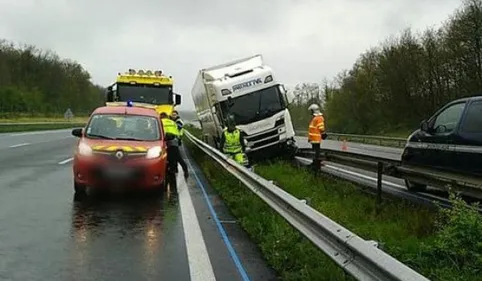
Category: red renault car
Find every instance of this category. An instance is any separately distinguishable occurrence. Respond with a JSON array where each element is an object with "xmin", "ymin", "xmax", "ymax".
[{"xmin": 71, "ymin": 102, "xmax": 170, "ymax": 195}]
